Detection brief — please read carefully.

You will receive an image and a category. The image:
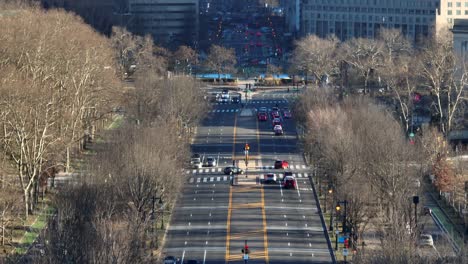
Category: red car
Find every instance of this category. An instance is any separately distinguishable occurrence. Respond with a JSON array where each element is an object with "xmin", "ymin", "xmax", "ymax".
[
  {"xmin": 274, "ymin": 160, "xmax": 289, "ymax": 169},
  {"xmin": 283, "ymin": 108, "xmax": 292, "ymax": 119},
  {"xmin": 271, "ymin": 111, "xmax": 280, "ymax": 119},
  {"xmin": 283, "ymin": 176, "xmax": 297, "ymax": 189},
  {"xmin": 258, "ymin": 112, "xmax": 268, "ymax": 121}
]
